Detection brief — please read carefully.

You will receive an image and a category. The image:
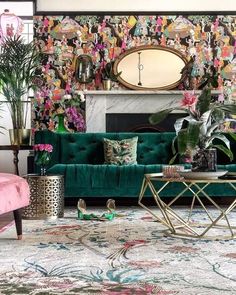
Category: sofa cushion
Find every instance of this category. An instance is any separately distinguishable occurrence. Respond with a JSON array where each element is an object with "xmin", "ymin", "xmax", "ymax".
[
  {"xmin": 47, "ymin": 162, "xmax": 236, "ymax": 198},
  {"xmin": 47, "ymin": 163, "xmax": 195, "ymax": 197},
  {"xmin": 47, "ymin": 163, "xmax": 163, "ymax": 196},
  {"xmin": 103, "ymin": 136, "xmax": 138, "ymax": 165}
]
